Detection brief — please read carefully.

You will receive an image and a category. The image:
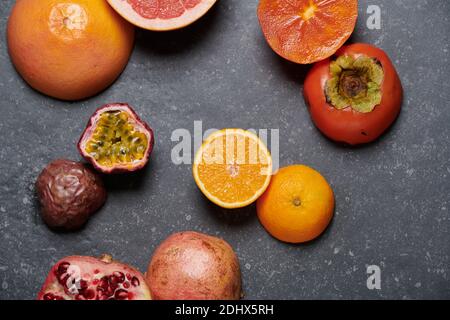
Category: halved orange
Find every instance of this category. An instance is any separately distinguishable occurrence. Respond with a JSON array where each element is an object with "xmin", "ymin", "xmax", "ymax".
[
  {"xmin": 257, "ymin": 0, "xmax": 358, "ymax": 64},
  {"xmin": 193, "ymin": 129, "xmax": 272, "ymax": 209}
]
